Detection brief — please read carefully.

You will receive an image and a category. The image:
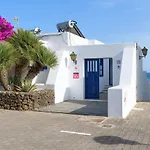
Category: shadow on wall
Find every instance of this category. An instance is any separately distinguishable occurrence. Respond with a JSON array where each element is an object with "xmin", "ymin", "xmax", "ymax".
[
  {"xmin": 35, "ymin": 68, "xmax": 50, "ymax": 84},
  {"xmin": 93, "ymin": 136, "xmax": 149, "ymax": 146}
]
